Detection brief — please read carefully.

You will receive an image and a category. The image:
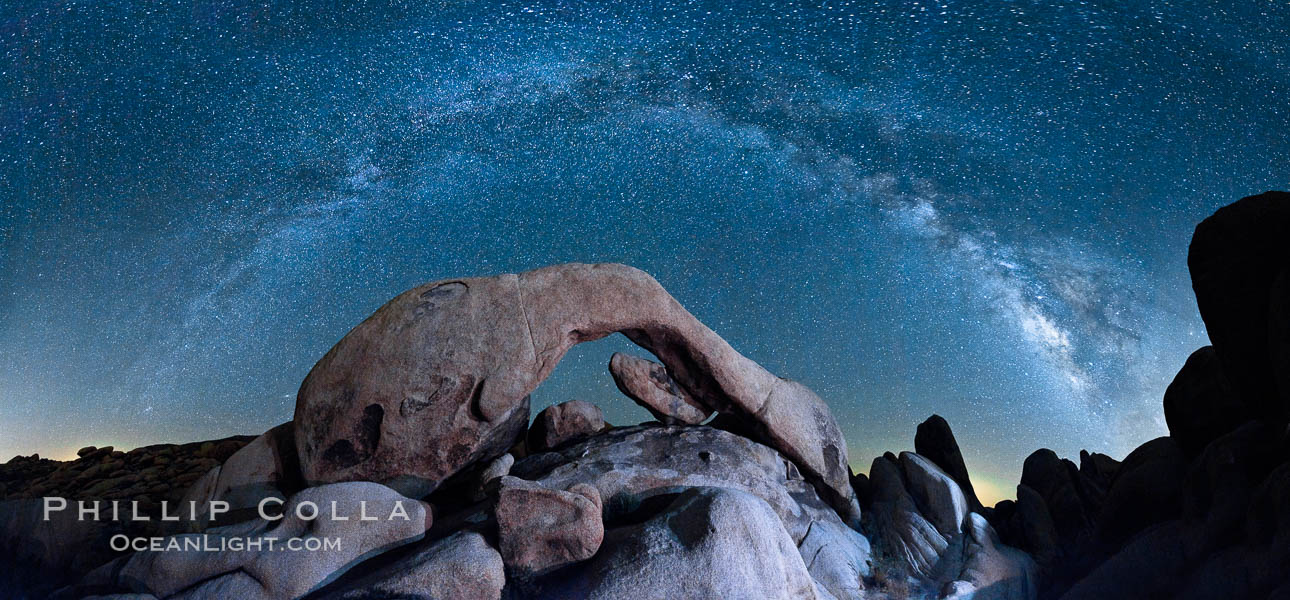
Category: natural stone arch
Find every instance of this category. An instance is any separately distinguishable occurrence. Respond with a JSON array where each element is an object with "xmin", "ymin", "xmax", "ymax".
[{"xmin": 293, "ymin": 262, "xmax": 861, "ymax": 526}]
